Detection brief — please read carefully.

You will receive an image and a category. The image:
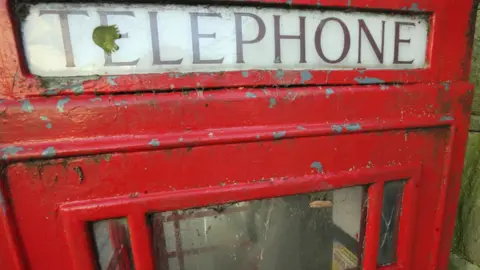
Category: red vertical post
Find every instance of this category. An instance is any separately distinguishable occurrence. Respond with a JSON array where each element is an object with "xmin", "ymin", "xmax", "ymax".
[
  {"xmin": 0, "ymin": 175, "xmax": 25, "ymax": 270},
  {"xmin": 128, "ymin": 213, "xmax": 155, "ymax": 270},
  {"xmin": 63, "ymin": 218, "xmax": 98, "ymax": 270},
  {"xmin": 362, "ymin": 182, "xmax": 384, "ymax": 270},
  {"xmin": 396, "ymin": 175, "xmax": 420, "ymax": 269}
]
